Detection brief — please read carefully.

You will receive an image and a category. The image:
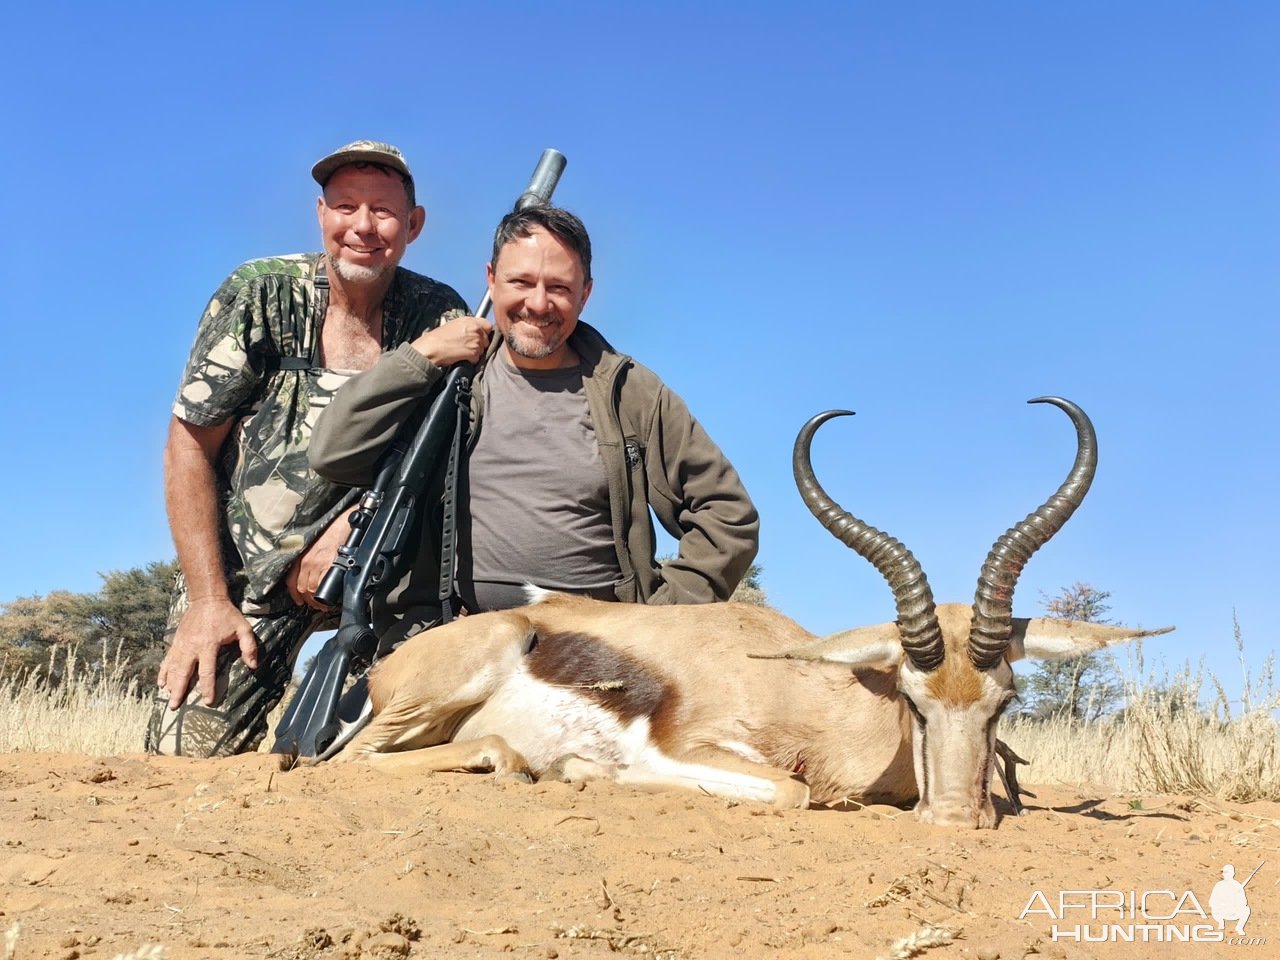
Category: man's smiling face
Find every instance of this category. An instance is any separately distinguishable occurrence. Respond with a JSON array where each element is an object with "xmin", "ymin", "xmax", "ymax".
[
  {"xmin": 487, "ymin": 226, "xmax": 593, "ymax": 370},
  {"xmin": 317, "ymin": 165, "xmax": 423, "ymax": 284}
]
